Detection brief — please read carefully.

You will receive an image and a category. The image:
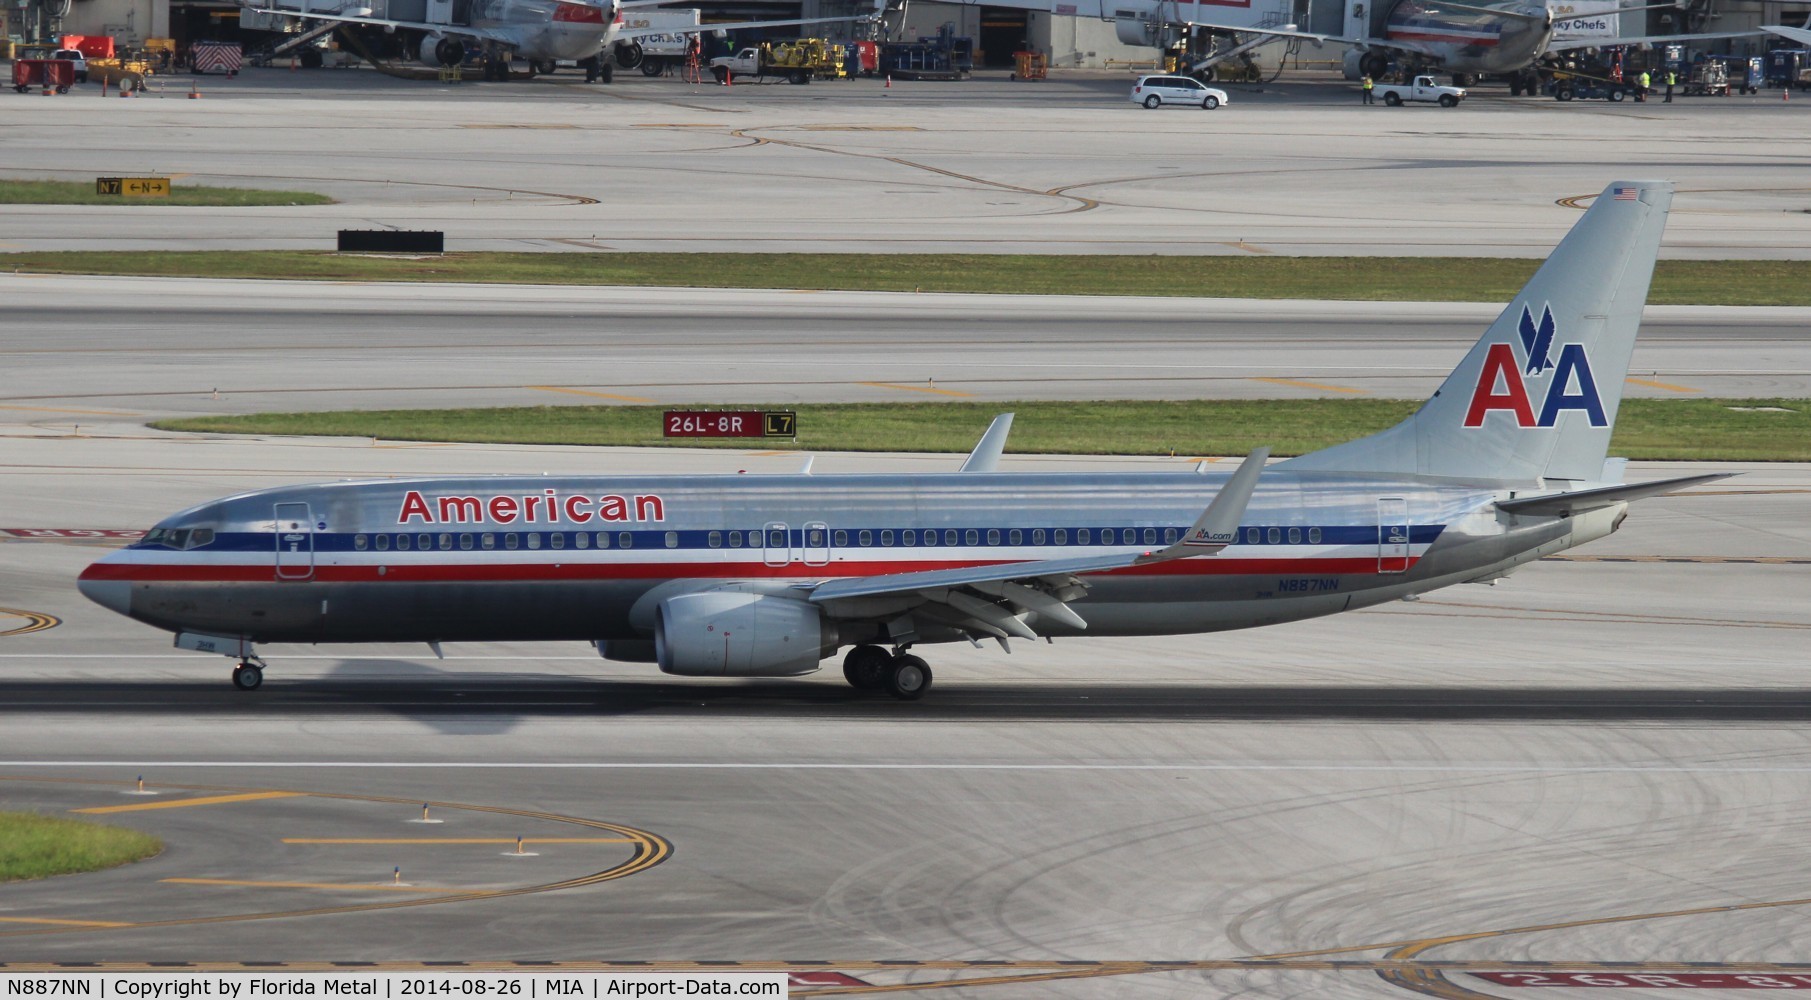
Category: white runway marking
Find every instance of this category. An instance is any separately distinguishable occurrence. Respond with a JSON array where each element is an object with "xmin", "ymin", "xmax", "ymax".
[{"xmin": 6, "ymin": 761, "xmax": 1811, "ymax": 774}]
